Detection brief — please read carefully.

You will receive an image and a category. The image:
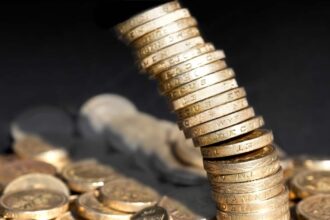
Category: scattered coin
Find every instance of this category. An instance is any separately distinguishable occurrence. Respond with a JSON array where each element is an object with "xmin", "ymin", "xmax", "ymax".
[
  {"xmin": 61, "ymin": 161, "xmax": 119, "ymax": 193},
  {"xmin": 3, "ymin": 173, "xmax": 70, "ymax": 196},
  {"xmin": 291, "ymin": 170, "xmax": 330, "ymax": 199},
  {"xmin": 0, "ymin": 159, "xmax": 57, "ymax": 187},
  {"xmin": 13, "ymin": 135, "xmax": 70, "ymax": 170},
  {"xmin": 99, "ymin": 178, "xmax": 160, "ymax": 213},
  {"xmin": 158, "ymin": 196, "xmax": 207, "ymax": 220},
  {"xmin": 296, "ymin": 194, "xmax": 330, "ymax": 220},
  {"xmin": 131, "ymin": 205, "xmax": 169, "ymax": 220},
  {"xmin": 77, "ymin": 191, "xmax": 132, "ymax": 220},
  {"xmin": 0, "ymin": 189, "xmax": 69, "ymax": 219}
]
